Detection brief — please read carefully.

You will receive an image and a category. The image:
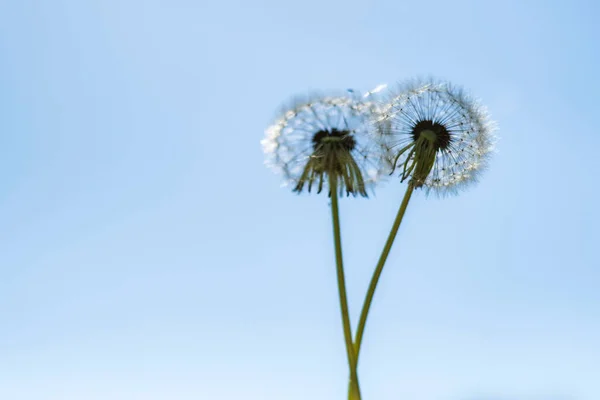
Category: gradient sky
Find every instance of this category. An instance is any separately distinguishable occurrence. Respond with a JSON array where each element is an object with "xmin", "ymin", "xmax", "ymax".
[{"xmin": 0, "ymin": 1, "xmax": 598, "ymax": 399}]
